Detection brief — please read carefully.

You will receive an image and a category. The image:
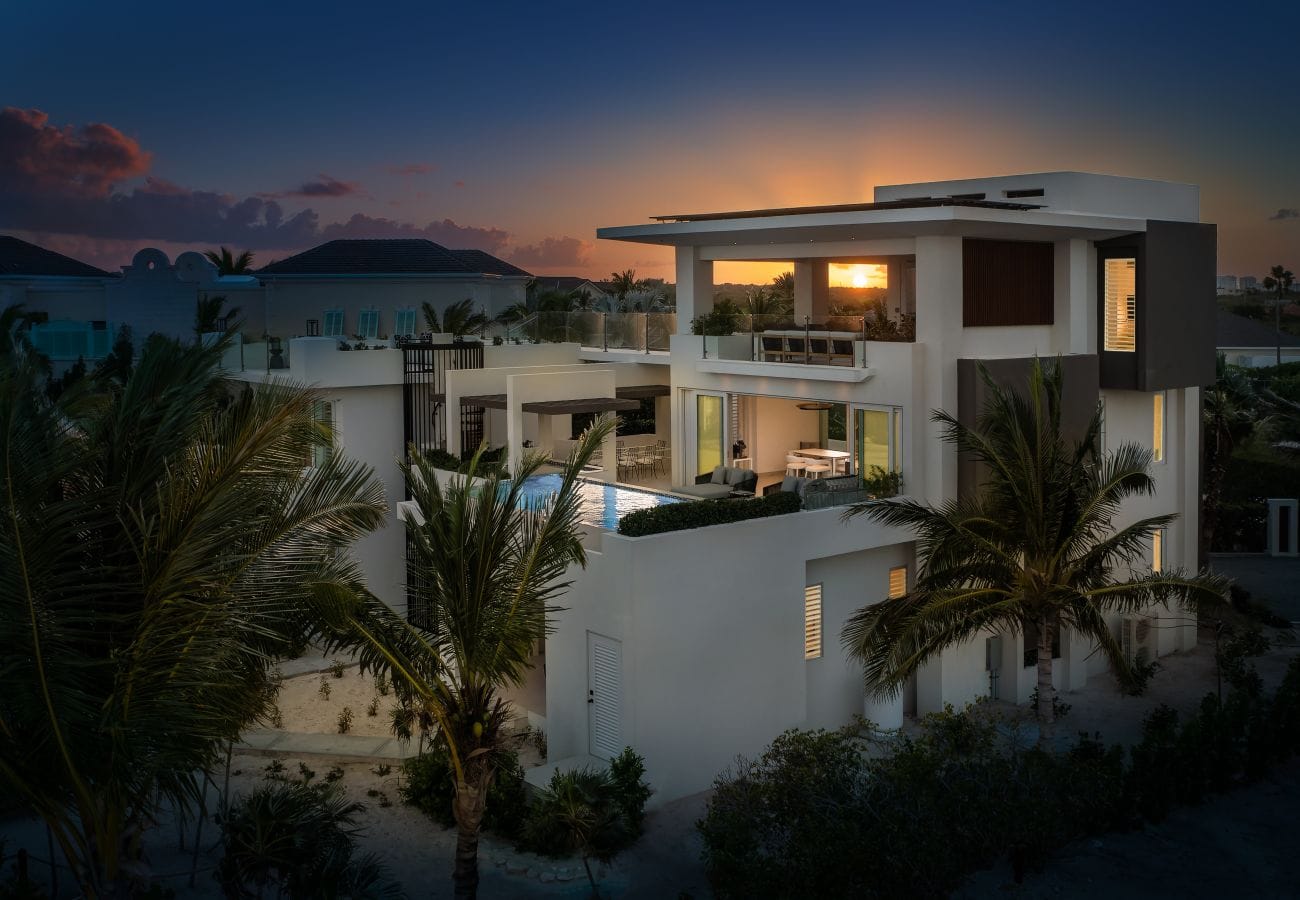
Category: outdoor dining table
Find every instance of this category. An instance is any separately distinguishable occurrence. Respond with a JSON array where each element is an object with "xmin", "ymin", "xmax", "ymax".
[{"xmin": 793, "ymin": 447, "xmax": 851, "ymax": 475}]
